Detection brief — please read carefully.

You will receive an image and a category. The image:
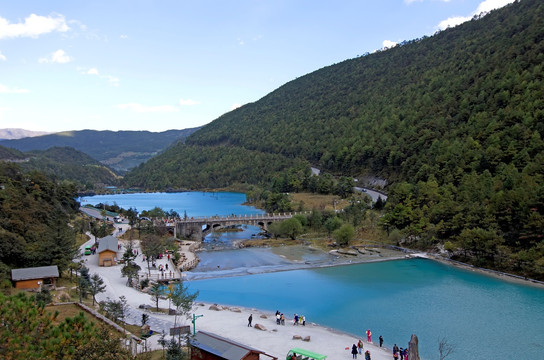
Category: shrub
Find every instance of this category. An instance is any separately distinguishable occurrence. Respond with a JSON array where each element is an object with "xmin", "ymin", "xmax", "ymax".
[{"xmin": 140, "ymin": 279, "xmax": 150, "ymax": 289}]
